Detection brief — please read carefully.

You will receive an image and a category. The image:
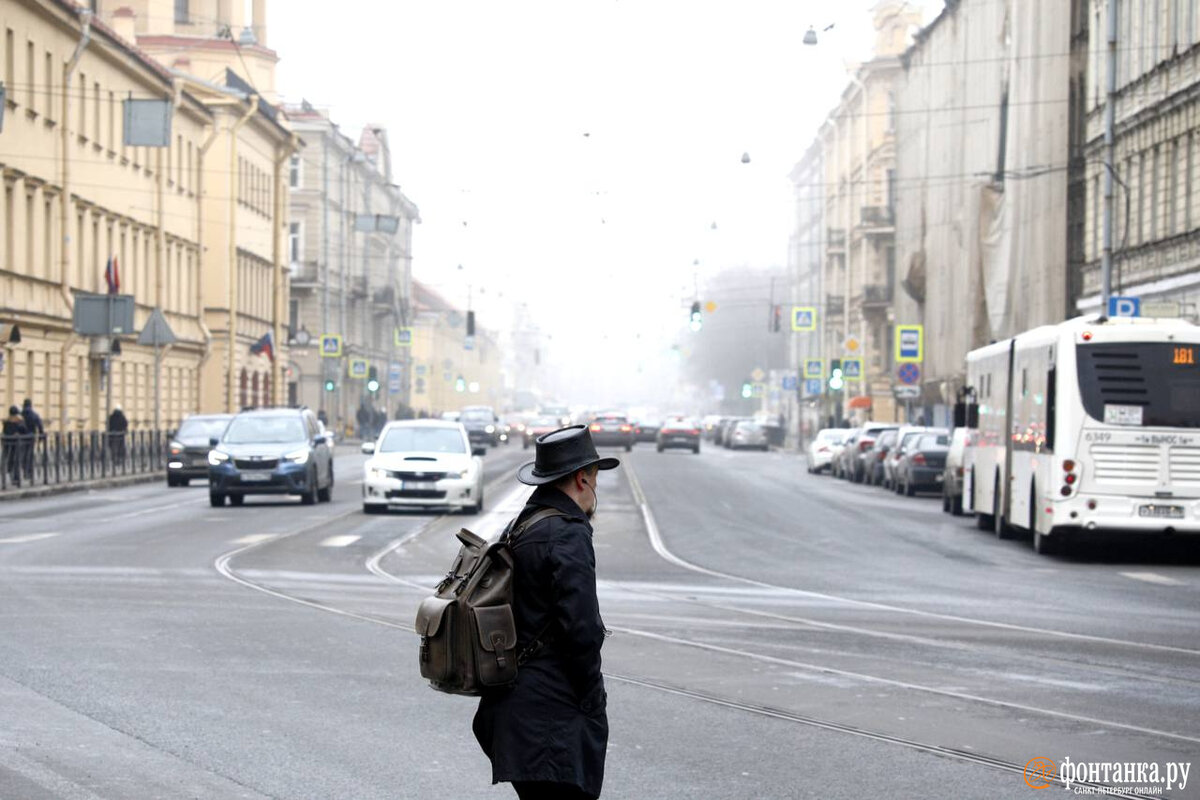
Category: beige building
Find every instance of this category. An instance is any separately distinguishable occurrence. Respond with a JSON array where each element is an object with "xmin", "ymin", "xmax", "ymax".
[
  {"xmin": 892, "ymin": 0, "xmax": 1073, "ymax": 422},
  {"xmin": 800, "ymin": 1, "xmax": 919, "ymax": 426},
  {"xmin": 409, "ymin": 282, "xmax": 503, "ymax": 418},
  {"xmin": 284, "ymin": 103, "xmax": 419, "ymax": 433},
  {"xmin": 1079, "ymin": 0, "xmax": 1200, "ymax": 317},
  {"xmin": 1, "ymin": 0, "xmax": 213, "ymax": 431}
]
